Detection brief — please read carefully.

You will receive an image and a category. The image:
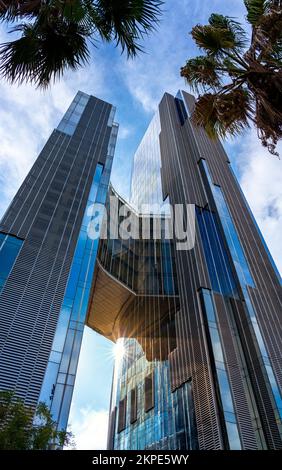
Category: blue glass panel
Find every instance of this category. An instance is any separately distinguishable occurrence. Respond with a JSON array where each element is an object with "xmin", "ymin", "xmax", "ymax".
[
  {"xmin": 196, "ymin": 207, "xmax": 238, "ymax": 296},
  {"xmin": 65, "ymin": 261, "xmax": 81, "ymax": 299},
  {"xmin": 57, "ymin": 91, "xmax": 90, "ymax": 136},
  {"xmin": 175, "ymin": 91, "xmax": 188, "ymax": 125},
  {"xmin": 209, "ymin": 327, "xmax": 224, "ymax": 363},
  {"xmin": 58, "ymin": 384, "xmax": 73, "ymax": 431},
  {"xmin": 40, "ymin": 125, "xmax": 117, "ymax": 431},
  {"xmin": 212, "ymin": 185, "xmax": 255, "ymax": 288},
  {"xmin": 59, "ymin": 329, "xmax": 75, "ymax": 373},
  {"xmin": 0, "ymin": 233, "xmax": 6, "ymax": 247},
  {"xmin": 217, "ymin": 369, "xmax": 234, "ymax": 413},
  {"xmin": 202, "ymin": 290, "xmax": 216, "ymax": 324},
  {"xmin": 50, "ymin": 383, "xmax": 64, "ymax": 421},
  {"xmin": 38, "ymin": 361, "xmax": 59, "ymax": 407},
  {"xmin": 52, "ymin": 306, "xmax": 71, "ymax": 352},
  {"xmin": 0, "ymin": 233, "xmax": 23, "ymax": 293},
  {"xmin": 226, "ymin": 421, "xmax": 242, "ymax": 450},
  {"xmin": 50, "ymin": 351, "xmax": 62, "ymax": 363},
  {"xmin": 0, "ymin": 242, "xmax": 21, "ymax": 277},
  {"xmin": 200, "ymin": 288, "xmax": 241, "ymax": 449},
  {"xmin": 74, "ymin": 230, "xmax": 87, "ymax": 260},
  {"xmin": 69, "ymin": 331, "xmax": 83, "ymax": 375},
  {"xmin": 265, "ymin": 365, "xmax": 282, "ymax": 417}
]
